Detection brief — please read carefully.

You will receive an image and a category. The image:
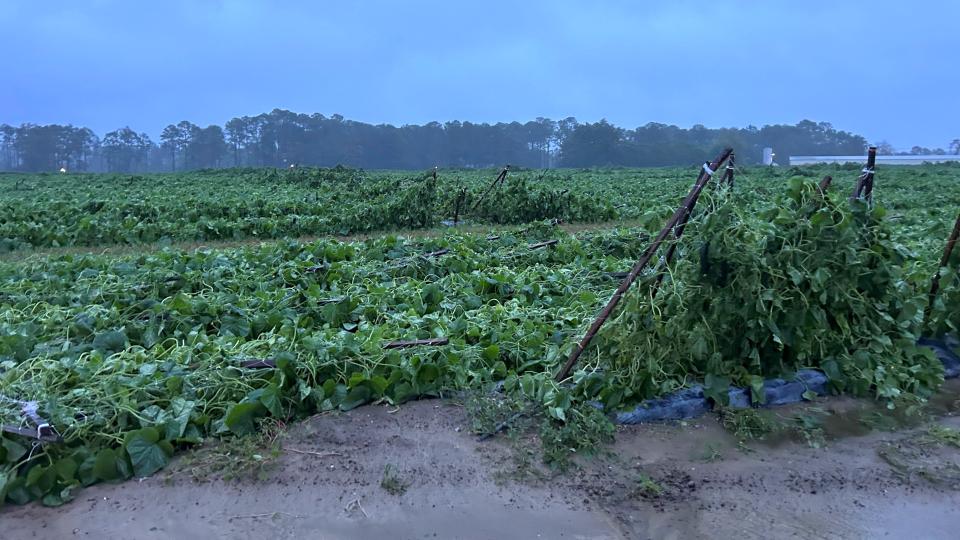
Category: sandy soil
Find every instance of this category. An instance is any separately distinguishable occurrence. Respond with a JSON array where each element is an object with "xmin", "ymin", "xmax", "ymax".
[{"xmin": 3, "ymin": 387, "xmax": 960, "ymax": 540}]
